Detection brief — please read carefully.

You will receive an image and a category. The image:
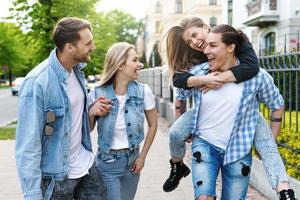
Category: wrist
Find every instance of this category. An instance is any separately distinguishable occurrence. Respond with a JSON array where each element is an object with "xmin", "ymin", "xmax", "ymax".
[{"xmin": 270, "ymin": 116, "xmax": 282, "ymax": 122}]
